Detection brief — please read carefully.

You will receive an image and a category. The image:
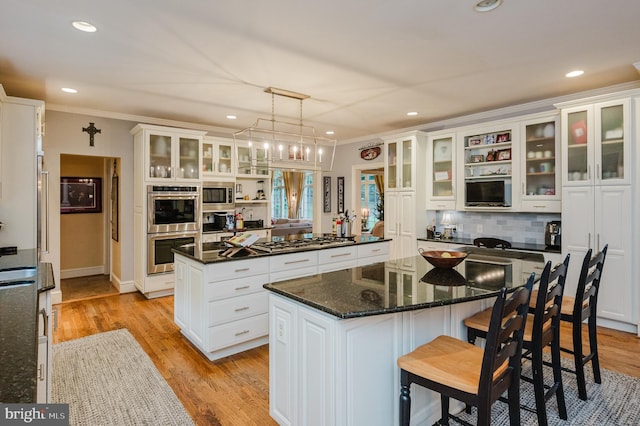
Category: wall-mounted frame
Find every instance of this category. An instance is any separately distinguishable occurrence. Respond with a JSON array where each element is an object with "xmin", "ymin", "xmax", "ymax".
[
  {"xmin": 111, "ymin": 174, "xmax": 119, "ymax": 241},
  {"xmin": 323, "ymin": 176, "xmax": 331, "ymax": 213},
  {"xmin": 337, "ymin": 176, "xmax": 345, "ymax": 213},
  {"xmin": 60, "ymin": 177, "xmax": 102, "ymax": 214}
]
